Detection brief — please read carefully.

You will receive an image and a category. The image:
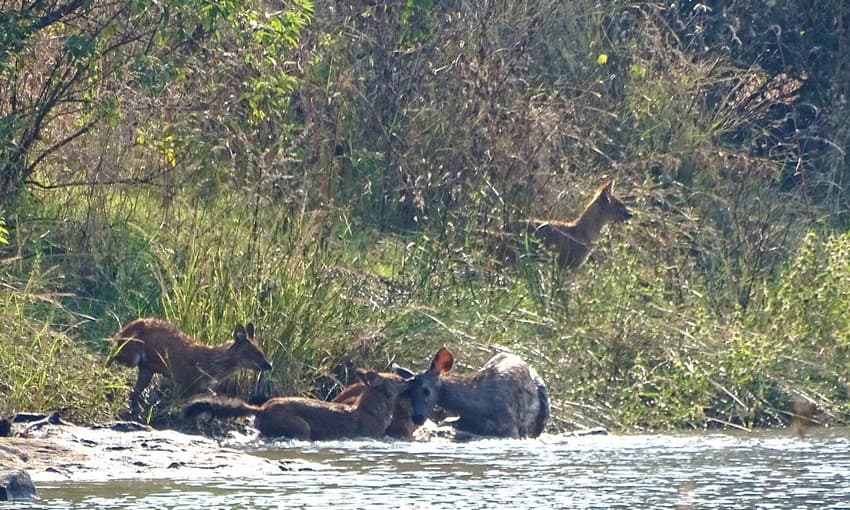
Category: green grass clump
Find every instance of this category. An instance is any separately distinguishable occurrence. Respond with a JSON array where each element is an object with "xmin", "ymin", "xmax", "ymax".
[{"xmin": 0, "ymin": 266, "xmax": 126, "ymax": 423}]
